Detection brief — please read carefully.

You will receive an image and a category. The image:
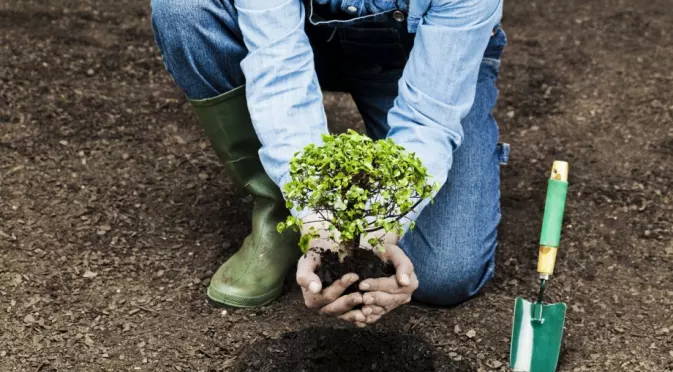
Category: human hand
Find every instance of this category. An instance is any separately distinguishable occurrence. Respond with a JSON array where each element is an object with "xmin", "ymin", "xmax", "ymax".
[
  {"xmin": 296, "ymin": 213, "xmax": 367, "ymax": 326},
  {"xmin": 296, "ymin": 250, "xmax": 368, "ymax": 326},
  {"xmin": 296, "ymin": 213, "xmax": 410, "ymax": 327},
  {"xmin": 359, "ymin": 244, "xmax": 418, "ymax": 325}
]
